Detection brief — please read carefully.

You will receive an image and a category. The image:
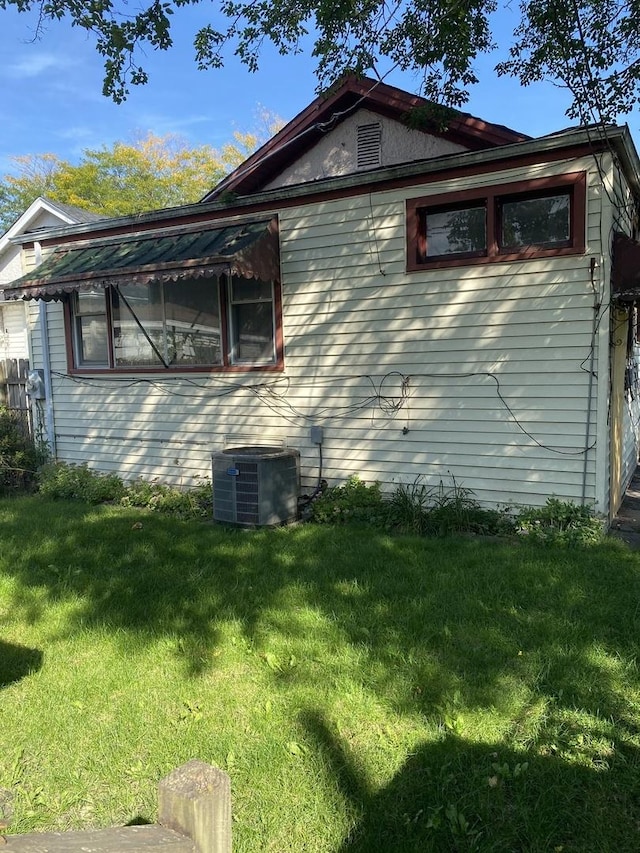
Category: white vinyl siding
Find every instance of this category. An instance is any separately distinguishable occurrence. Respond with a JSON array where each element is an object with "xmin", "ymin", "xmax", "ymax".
[
  {"xmin": 32, "ymin": 154, "xmax": 612, "ymax": 511},
  {"xmin": 0, "ymin": 303, "xmax": 28, "ymax": 360}
]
